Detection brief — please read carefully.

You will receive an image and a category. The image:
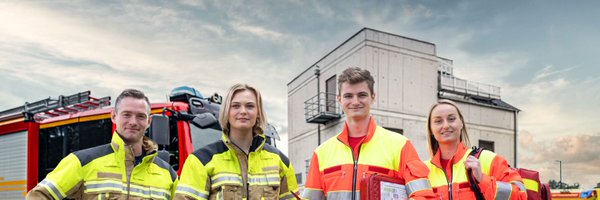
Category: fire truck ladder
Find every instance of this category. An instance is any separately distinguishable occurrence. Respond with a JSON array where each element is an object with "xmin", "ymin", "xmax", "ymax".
[{"xmin": 0, "ymin": 91, "xmax": 111, "ymax": 122}]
